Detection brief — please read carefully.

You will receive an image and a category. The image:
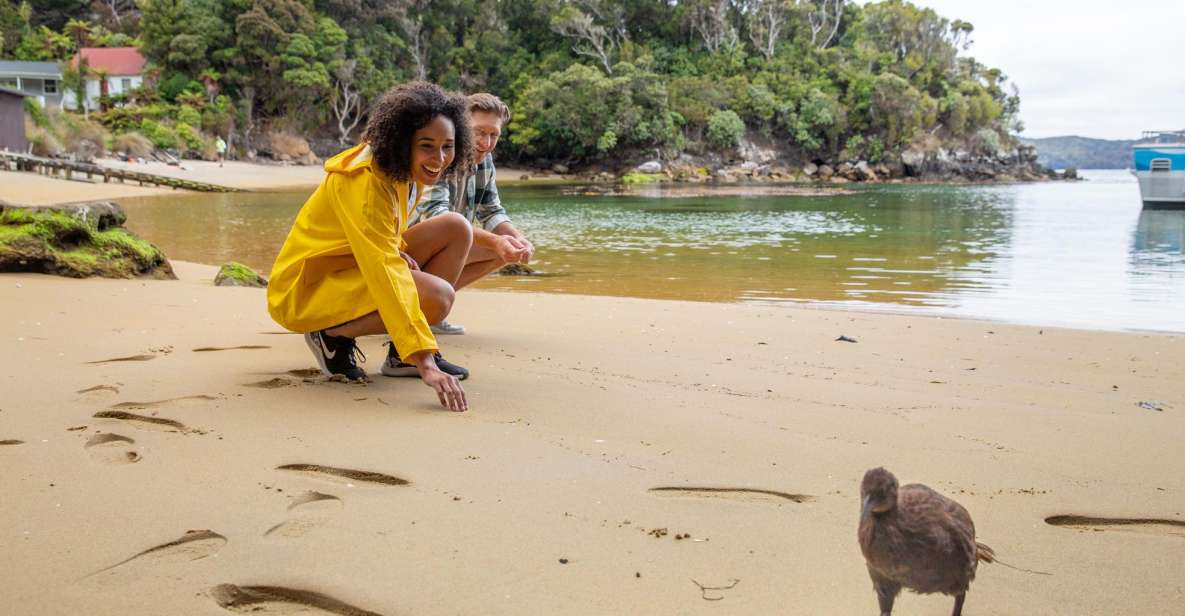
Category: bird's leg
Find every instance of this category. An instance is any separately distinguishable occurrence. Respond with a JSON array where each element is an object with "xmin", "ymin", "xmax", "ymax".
[
  {"xmin": 951, "ymin": 593, "xmax": 966, "ymax": 616},
  {"xmin": 873, "ymin": 578, "xmax": 900, "ymax": 616}
]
